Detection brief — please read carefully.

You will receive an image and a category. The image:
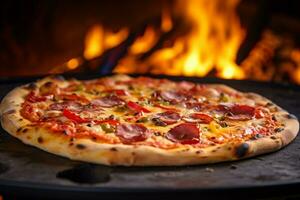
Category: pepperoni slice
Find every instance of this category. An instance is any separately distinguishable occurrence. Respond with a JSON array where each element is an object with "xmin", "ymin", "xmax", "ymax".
[
  {"xmin": 156, "ymin": 111, "xmax": 181, "ymax": 125},
  {"xmin": 160, "ymin": 90, "xmax": 190, "ymax": 104},
  {"xmin": 91, "ymin": 95, "xmax": 125, "ymax": 108},
  {"xmin": 178, "ymin": 81, "xmax": 195, "ymax": 91},
  {"xmin": 116, "ymin": 124, "xmax": 149, "ymax": 144},
  {"xmin": 218, "ymin": 104, "xmax": 255, "ymax": 121},
  {"xmin": 49, "ymin": 101, "xmax": 83, "ymax": 112},
  {"xmin": 184, "ymin": 102, "xmax": 203, "ymax": 111},
  {"xmin": 231, "ymin": 105, "xmax": 255, "ymax": 115},
  {"xmin": 183, "ymin": 113, "xmax": 213, "ymax": 124},
  {"xmin": 166, "ymin": 123, "xmax": 200, "ymax": 144}
]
